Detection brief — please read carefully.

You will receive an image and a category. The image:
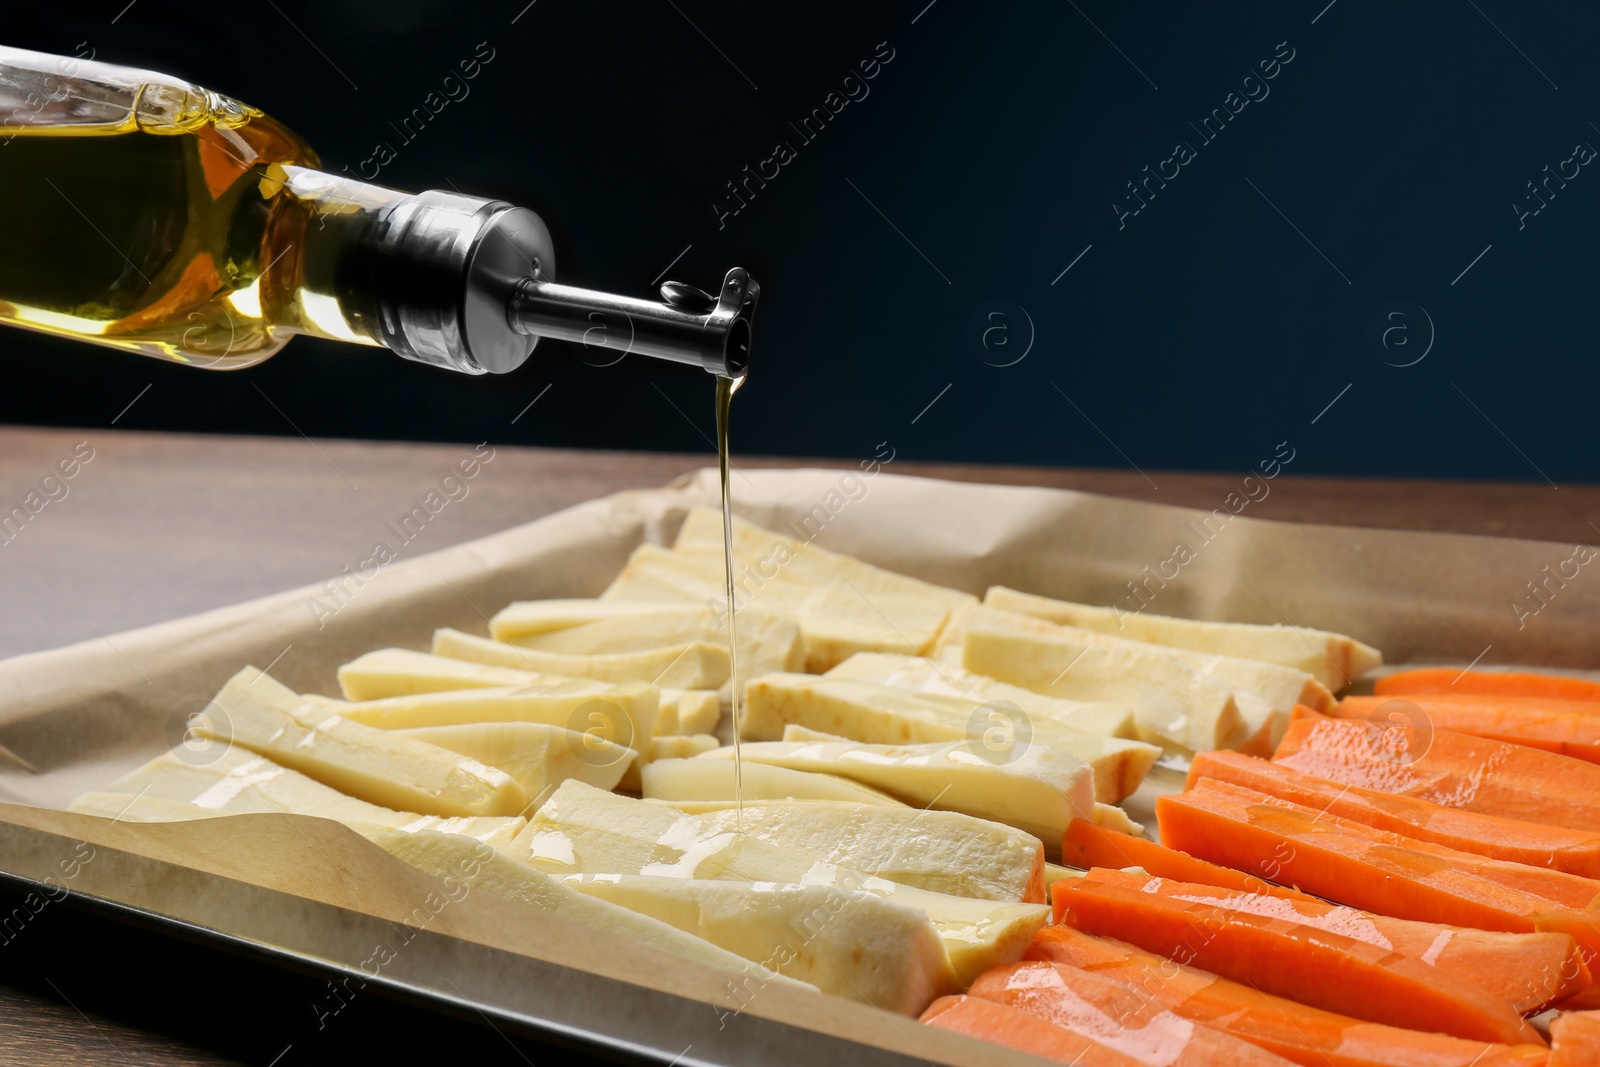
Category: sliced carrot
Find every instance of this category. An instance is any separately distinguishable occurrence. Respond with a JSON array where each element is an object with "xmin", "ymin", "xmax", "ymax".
[
  {"xmin": 1061, "ymin": 818, "xmax": 1307, "ymax": 900},
  {"xmin": 1379, "ymin": 668, "xmax": 1600, "ymax": 705},
  {"xmin": 1549, "ymin": 1010, "xmax": 1600, "ymax": 1067},
  {"xmin": 1159, "ymin": 780, "xmax": 1600, "ymax": 930},
  {"xmin": 919, "ymin": 993, "xmax": 1145, "ymax": 1066},
  {"xmin": 1336, "ymin": 695, "xmax": 1600, "ymax": 765},
  {"xmin": 1053, "ymin": 875, "xmax": 1543, "ymax": 1045},
  {"xmin": 1539, "ymin": 911, "xmax": 1600, "ymax": 1012},
  {"xmin": 1289, "ymin": 703, "xmax": 1327, "ymax": 722},
  {"xmin": 1273, "ymin": 715, "xmax": 1600, "ymax": 832},
  {"xmin": 969, "ymin": 961, "xmax": 1303, "ymax": 1066},
  {"xmin": 1028, "ymin": 926, "xmax": 1551, "ymax": 1067},
  {"xmin": 1069, "ymin": 867, "xmax": 1590, "ymax": 1014},
  {"xmin": 1190, "ymin": 749, "xmax": 1600, "ymax": 878}
]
